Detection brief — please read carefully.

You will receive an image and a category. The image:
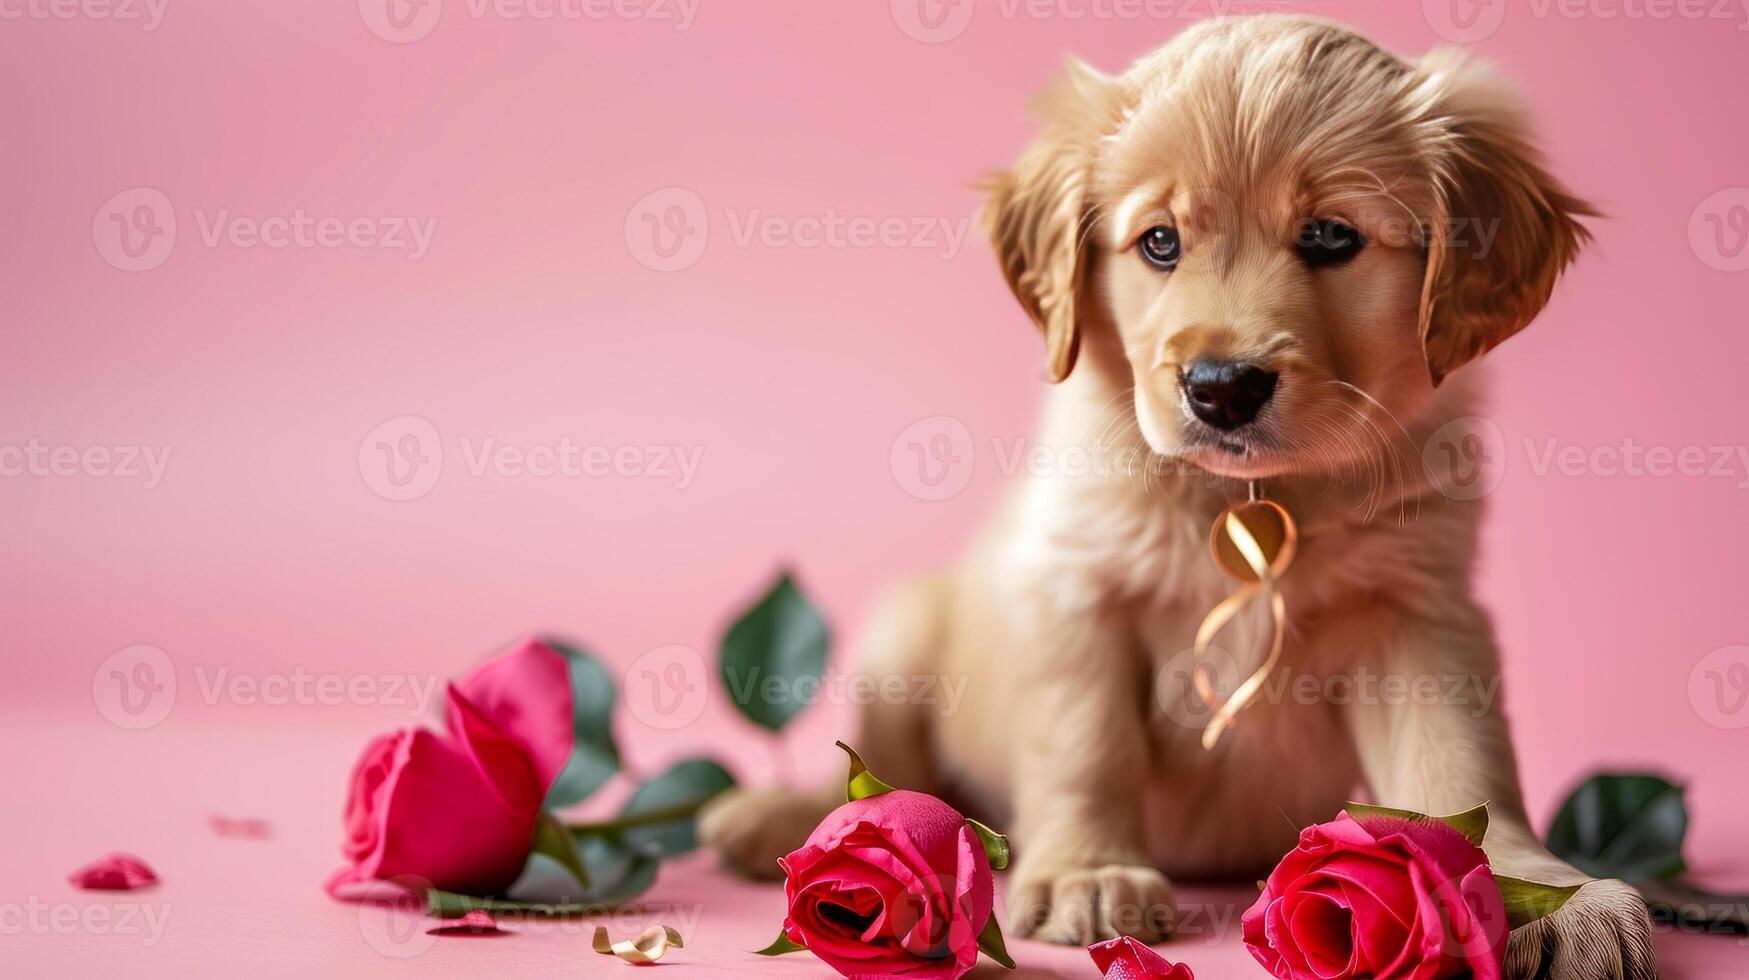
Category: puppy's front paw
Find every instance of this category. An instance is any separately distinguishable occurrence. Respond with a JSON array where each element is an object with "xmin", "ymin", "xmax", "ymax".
[
  {"xmin": 1007, "ymin": 858, "xmax": 1175, "ymax": 946},
  {"xmin": 697, "ymin": 787, "xmax": 830, "ymax": 881},
  {"xmin": 1505, "ymin": 878, "xmax": 1658, "ymax": 979}
]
